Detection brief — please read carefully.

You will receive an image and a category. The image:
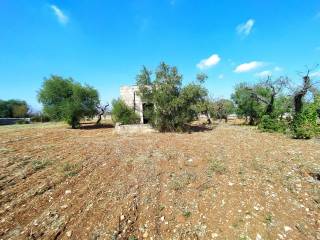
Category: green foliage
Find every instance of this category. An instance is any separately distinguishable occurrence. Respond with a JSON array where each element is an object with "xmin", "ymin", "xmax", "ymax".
[
  {"xmin": 0, "ymin": 99, "xmax": 29, "ymax": 118},
  {"xmin": 30, "ymin": 113, "xmax": 51, "ymax": 122},
  {"xmin": 231, "ymin": 83, "xmax": 264, "ymax": 125},
  {"xmin": 136, "ymin": 62, "xmax": 208, "ymax": 132},
  {"xmin": 291, "ymin": 102, "xmax": 319, "ymax": 139},
  {"xmin": 274, "ymin": 95, "xmax": 292, "ymax": 120},
  {"xmin": 182, "ymin": 209, "xmax": 191, "ymax": 218},
  {"xmin": 38, "ymin": 75, "xmax": 100, "ymax": 128},
  {"xmin": 111, "ymin": 99, "xmax": 140, "ymax": 124},
  {"xmin": 16, "ymin": 119, "xmax": 29, "ymax": 124},
  {"xmin": 209, "ymin": 98, "xmax": 235, "ymax": 121},
  {"xmin": 196, "ymin": 72, "xmax": 208, "ymax": 84},
  {"xmin": 258, "ymin": 115, "xmax": 286, "ymax": 133}
]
